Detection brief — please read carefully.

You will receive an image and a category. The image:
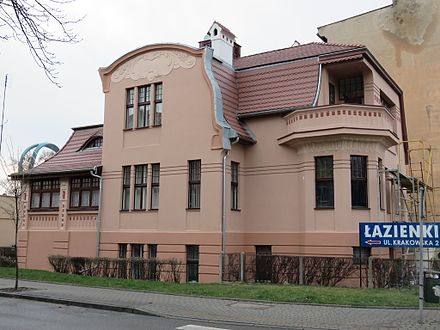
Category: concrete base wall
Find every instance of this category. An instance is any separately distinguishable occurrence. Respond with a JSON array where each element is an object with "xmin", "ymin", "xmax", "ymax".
[{"xmin": 18, "ymin": 229, "xmax": 390, "ymax": 283}]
